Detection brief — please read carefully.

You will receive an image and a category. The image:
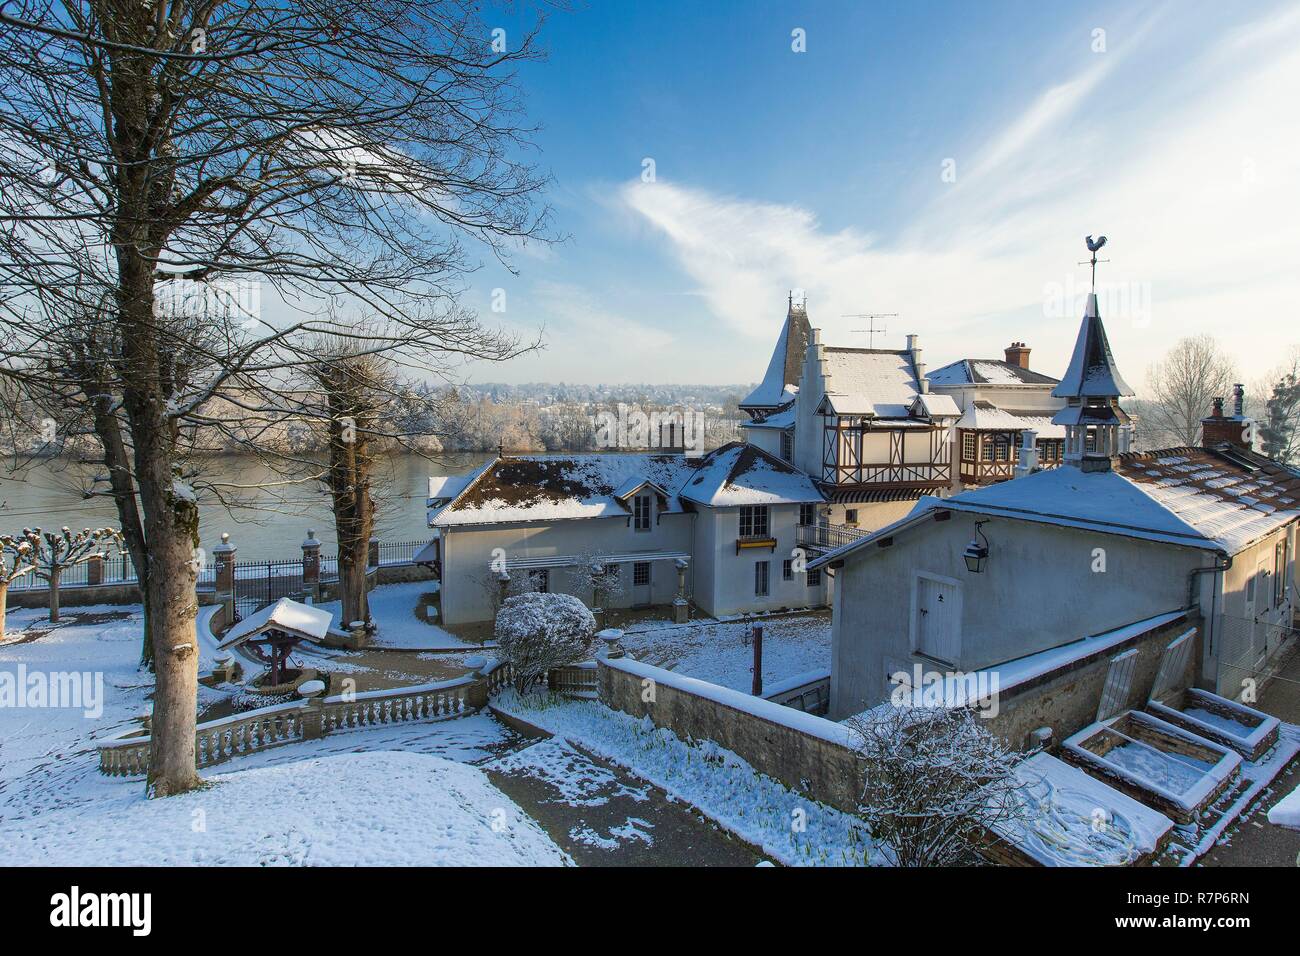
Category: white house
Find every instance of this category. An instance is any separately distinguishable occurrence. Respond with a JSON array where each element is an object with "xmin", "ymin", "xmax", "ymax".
[
  {"xmin": 811, "ymin": 293, "xmax": 1300, "ymax": 721},
  {"xmin": 427, "ymin": 442, "xmax": 826, "ymax": 625}
]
